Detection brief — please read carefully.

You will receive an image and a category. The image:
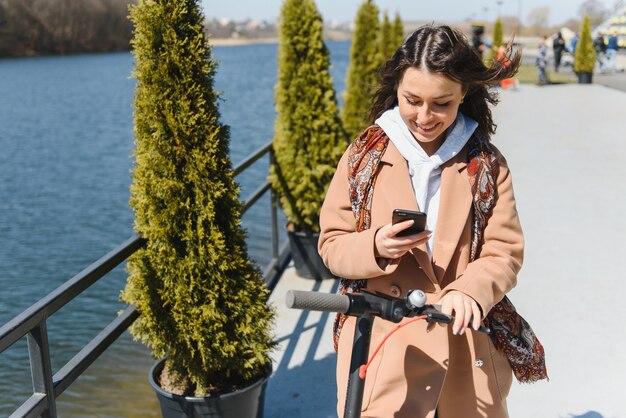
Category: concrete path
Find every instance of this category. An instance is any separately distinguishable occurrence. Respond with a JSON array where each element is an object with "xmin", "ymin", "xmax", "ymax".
[
  {"xmin": 266, "ymin": 81, "xmax": 626, "ymax": 418},
  {"xmin": 595, "ymin": 70, "xmax": 626, "ymax": 92},
  {"xmin": 267, "ymin": 268, "xmax": 337, "ymax": 418},
  {"xmin": 492, "ymin": 83, "xmax": 626, "ymax": 418}
]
